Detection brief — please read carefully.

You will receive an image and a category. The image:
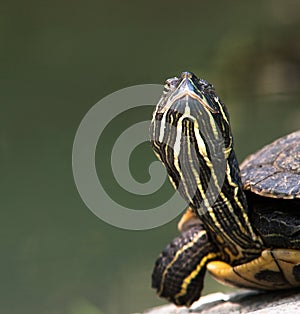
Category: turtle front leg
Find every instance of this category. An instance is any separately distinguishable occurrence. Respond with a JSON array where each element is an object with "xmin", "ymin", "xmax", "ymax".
[
  {"xmin": 178, "ymin": 207, "xmax": 201, "ymax": 232},
  {"xmin": 152, "ymin": 224, "xmax": 221, "ymax": 307}
]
